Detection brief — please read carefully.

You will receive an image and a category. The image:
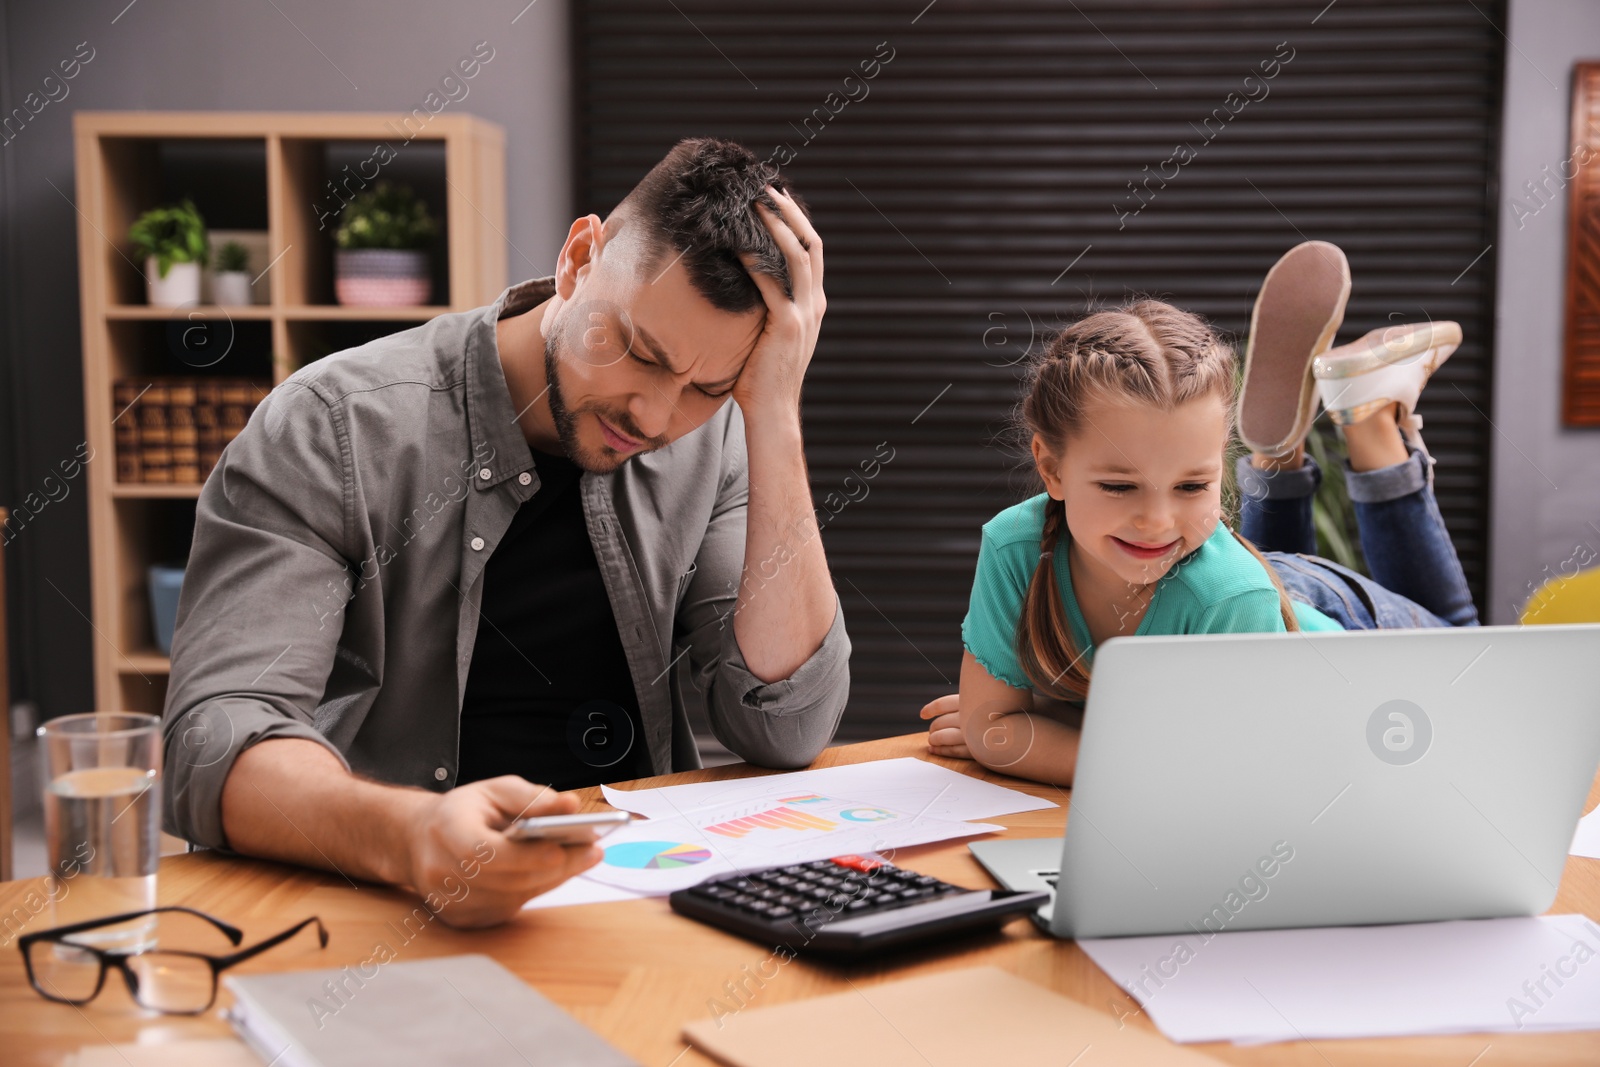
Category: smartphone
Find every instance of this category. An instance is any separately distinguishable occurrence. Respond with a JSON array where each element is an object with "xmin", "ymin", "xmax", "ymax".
[{"xmin": 506, "ymin": 810, "xmax": 633, "ymax": 844}]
